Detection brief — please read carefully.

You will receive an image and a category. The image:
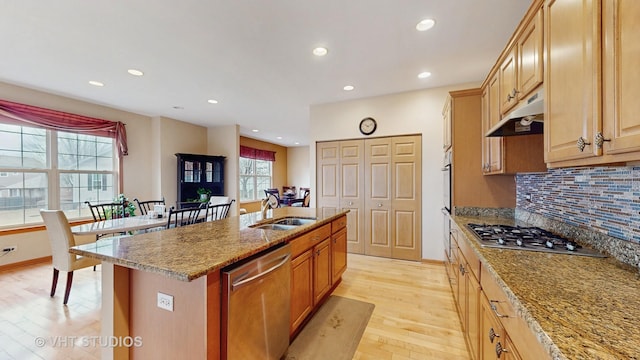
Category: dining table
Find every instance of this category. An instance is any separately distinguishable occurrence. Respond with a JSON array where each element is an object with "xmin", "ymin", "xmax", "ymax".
[{"xmin": 70, "ymin": 214, "xmax": 168, "ymax": 237}]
